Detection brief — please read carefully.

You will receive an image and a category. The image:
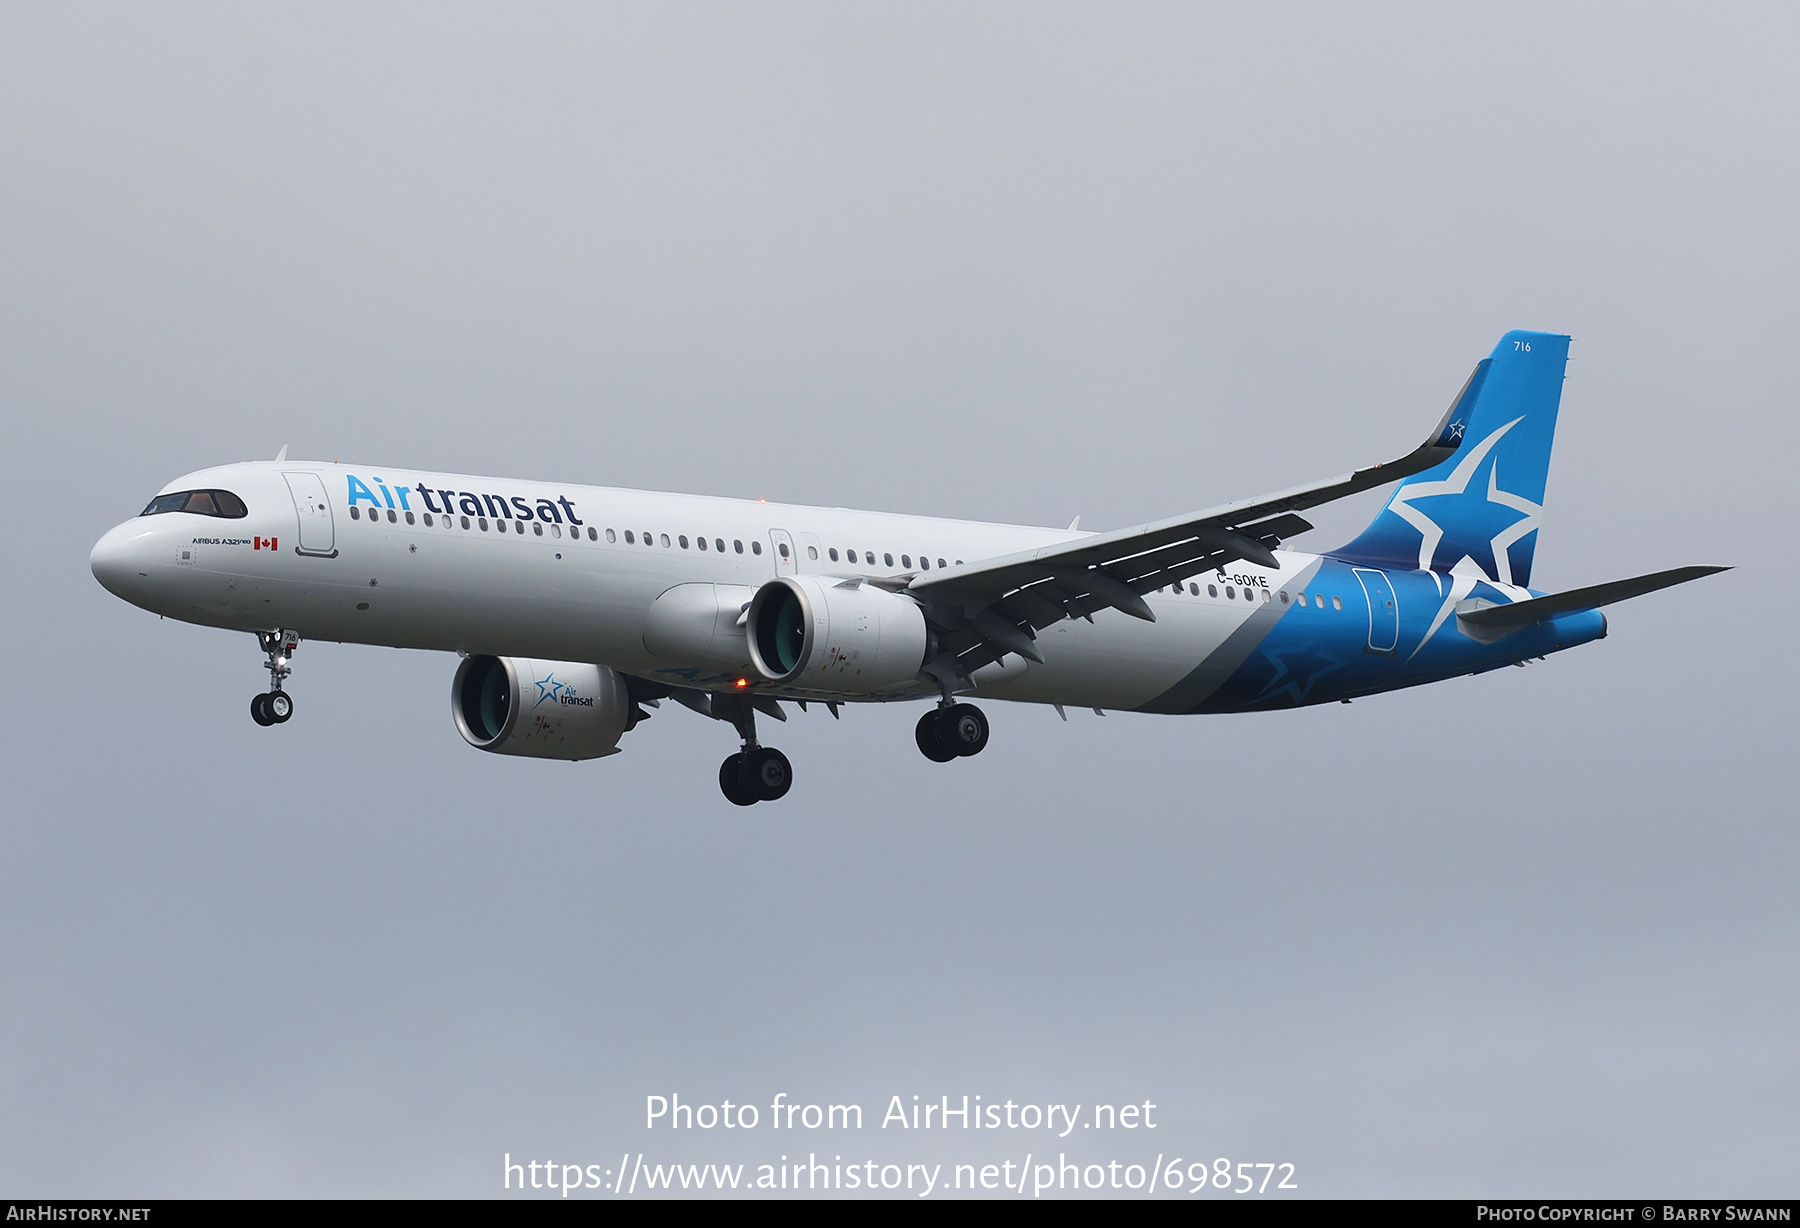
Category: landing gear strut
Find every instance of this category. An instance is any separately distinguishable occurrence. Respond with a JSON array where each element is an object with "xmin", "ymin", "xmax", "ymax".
[
  {"xmin": 250, "ymin": 630, "xmax": 299, "ymax": 727},
  {"xmin": 916, "ymin": 702, "xmax": 989, "ymax": 761},
  {"xmin": 714, "ymin": 695, "xmax": 793, "ymax": 805}
]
